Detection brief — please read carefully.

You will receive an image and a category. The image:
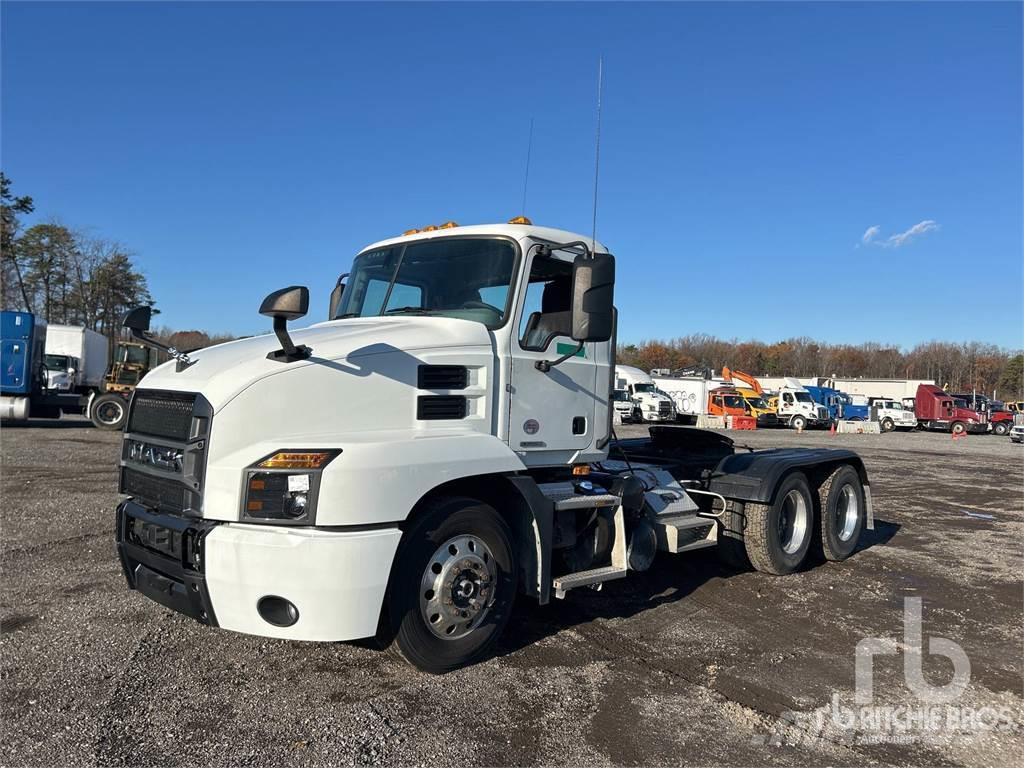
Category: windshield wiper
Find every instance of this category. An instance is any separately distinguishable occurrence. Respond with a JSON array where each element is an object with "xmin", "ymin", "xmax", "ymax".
[{"xmin": 384, "ymin": 306, "xmax": 433, "ymax": 315}]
